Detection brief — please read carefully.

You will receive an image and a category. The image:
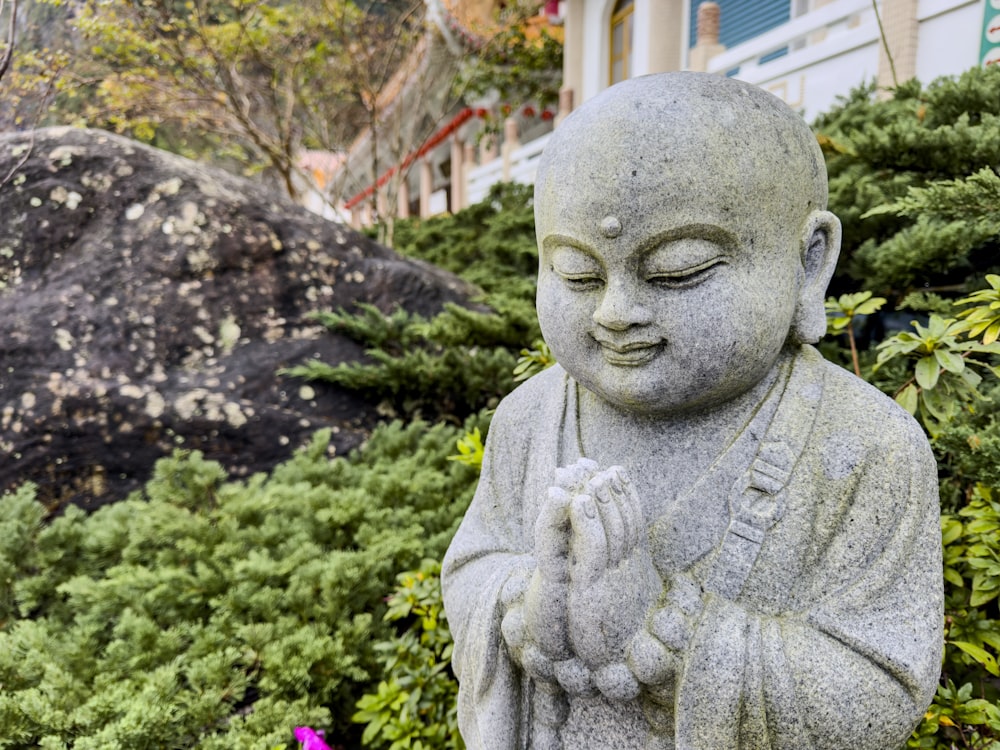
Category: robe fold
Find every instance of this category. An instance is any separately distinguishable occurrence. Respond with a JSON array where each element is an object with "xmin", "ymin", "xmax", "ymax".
[{"xmin": 441, "ymin": 345, "xmax": 943, "ymax": 750}]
